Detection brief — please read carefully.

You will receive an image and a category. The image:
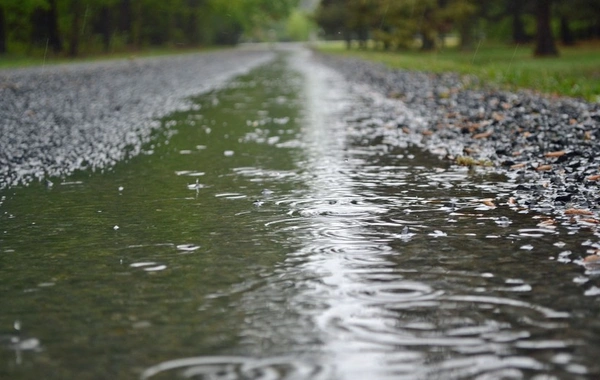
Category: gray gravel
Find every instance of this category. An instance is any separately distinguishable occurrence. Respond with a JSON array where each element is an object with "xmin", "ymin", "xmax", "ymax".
[
  {"xmin": 317, "ymin": 53, "xmax": 600, "ymax": 221},
  {"xmin": 0, "ymin": 48, "xmax": 275, "ymax": 189}
]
